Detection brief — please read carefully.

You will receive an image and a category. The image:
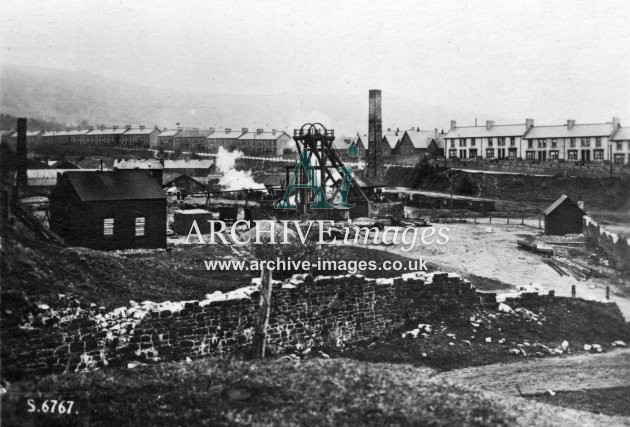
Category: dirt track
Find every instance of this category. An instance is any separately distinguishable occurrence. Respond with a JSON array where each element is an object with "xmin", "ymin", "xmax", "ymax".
[{"xmin": 439, "ymin": 348, "xmax": 630, "ymax": 396}]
